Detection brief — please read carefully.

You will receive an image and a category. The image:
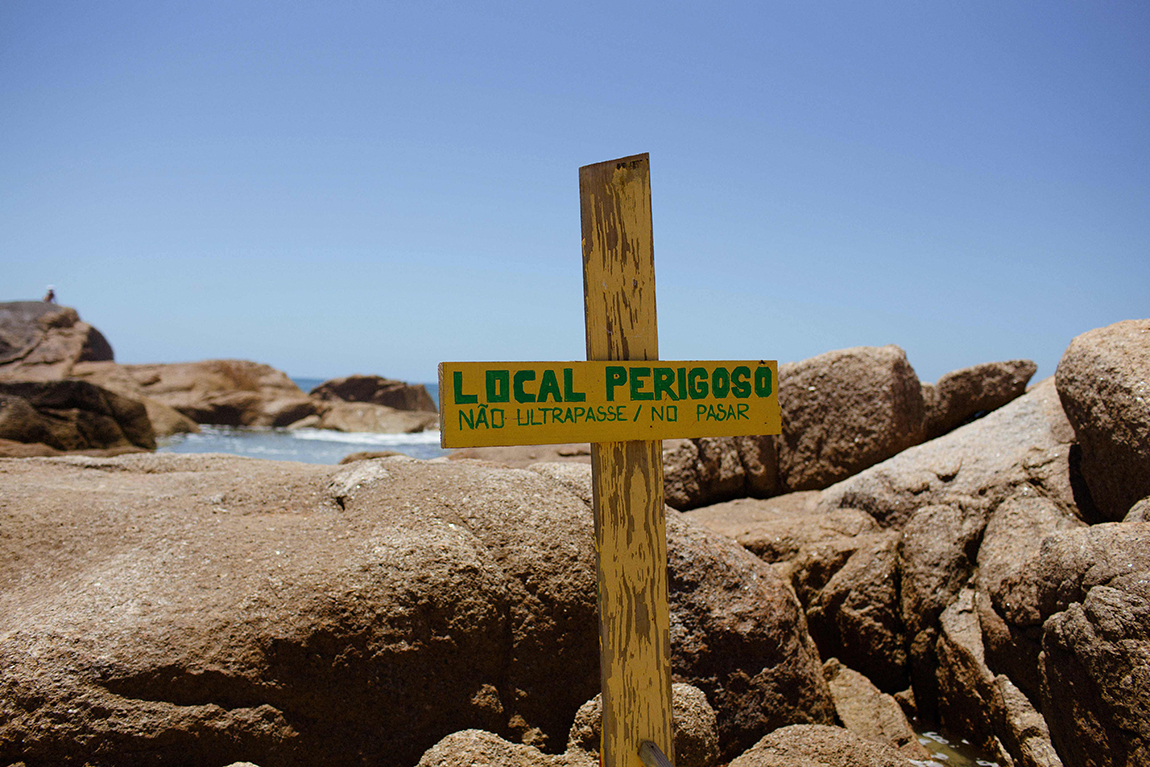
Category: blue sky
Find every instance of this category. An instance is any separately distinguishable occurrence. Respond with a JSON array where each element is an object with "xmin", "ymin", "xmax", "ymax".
[{"xmin": 3, "ymin": 2, "xmax": 1147, "ymax": 385}]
